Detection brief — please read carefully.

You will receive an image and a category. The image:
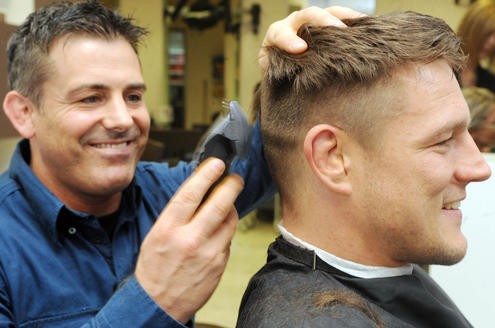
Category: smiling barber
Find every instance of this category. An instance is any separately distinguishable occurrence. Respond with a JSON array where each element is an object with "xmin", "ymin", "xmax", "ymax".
[{"xmin": 0, "ymin": 1, "xmax": 362, "ymax": 327}]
